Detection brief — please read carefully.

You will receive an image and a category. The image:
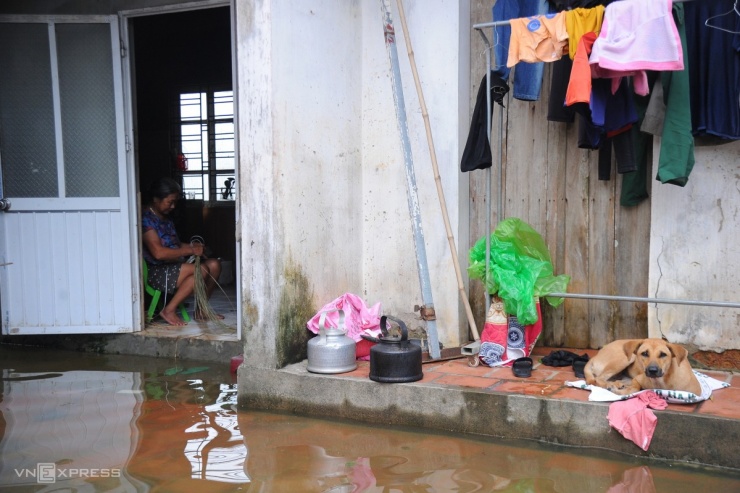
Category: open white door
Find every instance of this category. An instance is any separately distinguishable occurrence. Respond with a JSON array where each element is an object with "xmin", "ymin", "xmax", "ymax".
[{"xmin": 0, "ymin": 16, "xmax": 137, "ymax": 335}]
